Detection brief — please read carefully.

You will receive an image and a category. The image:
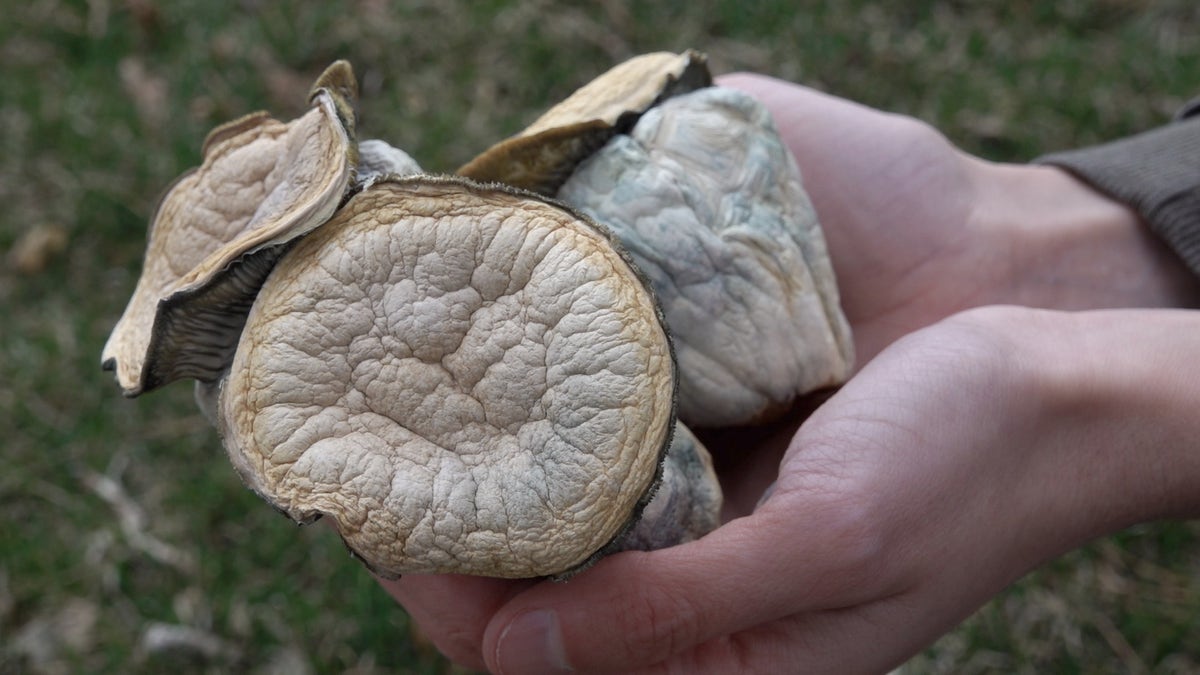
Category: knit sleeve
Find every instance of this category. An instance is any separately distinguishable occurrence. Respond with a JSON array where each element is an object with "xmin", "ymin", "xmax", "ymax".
[{"xmin": 1036, "ymin": 98, "xmax": 1200, "ymax": 277}]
